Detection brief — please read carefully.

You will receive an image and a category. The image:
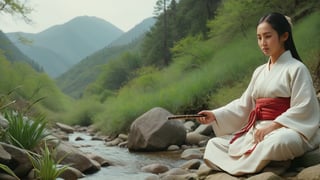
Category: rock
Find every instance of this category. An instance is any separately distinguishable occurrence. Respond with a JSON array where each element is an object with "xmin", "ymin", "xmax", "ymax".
[
  {"xmin": 246, "ymin": 172, "xmax": 283, "ymax": 180},
  {"xmin": 181, "ymin": 148, "xmax": 203, "ymax": 160},
  {"xmin": 161, "ymin": 173, "xmax": 198, "ymax": 180},
  {"xmin": 292, "ymin": 148, "xmax": 320, "ymax": 168},
  {"xmin": 197, "ymin": 163, "xmax": 213, "ymax": 177},
  {"xmin": 186, "ymin": 132, "xmax": 210, "ymax": 145},
  {"xmin": 105, "ymin": 137, "xmax": 123, "ymax": 146},
  {"xmin": 87, "ymin": 153, "xmax": 111, "ymax": 167},
  {"xmin": 206, "ymin": 172, "xmax": 239, "ymax": 180},
  {"xmin": 0, "ymin": 144, "xmax": 11, "ymax": 161},
  {"xmin": 262, "ymin": 160, "xmax": 291, "ymax": 176},
  {"xmin": 160, "ymin": 168, "xmax": 191, "ymax": 176},
  {"xmin": 180, "ymin": 159, "xmax": 202, "ymax": 170},
  {"xmin": 118, "ymin": 133, "xmax": 128, "ymax": 140},
  {"xmin": 194, "ymin": 124, "xmax": 213, "ymax": 136},
  {"xmin": 0, "ymin": 113, "xmax": 8, "ymax": 128},
  {"xmin": 0, "ymin": 142, "xmax": 33, "ymax": 177},
  {"xmin": 118, "ymin": 141, "xmax": 127, "ymax": 148},
  {"xmin": 59, "ymin": 166, "xmax": 85, "ymax": 180},
  {"xmin": 56, "ymin": 122, "xmax": 75, "ymax": 134},
  {"xmin": 184, "ymin": 121, "xmax": 196, "ymax": 132},
  {"xmin": 0, "ymin": 173, "xmax": 17, "ymax": 180},
  {"xmin": 297, "ymin": 164, "xmax": 320, "ymax": 180},
  {"xmin": 75, "ymin": 136, "xmax": 84, "ymax": 141},
  {"xmin": 167, "ymin": 145, "xmax": 180, "ymax": 151},
  {"xmin": 141, "ymin": 163, "xmax": 170, "ymax": 174},
  {"xmin": 54, "ymin": 141, "xmax": 99, "ymax": 174},
  {"xmin": 127, "ymin": 107, "xmax": 186, "ymax": 151}
]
